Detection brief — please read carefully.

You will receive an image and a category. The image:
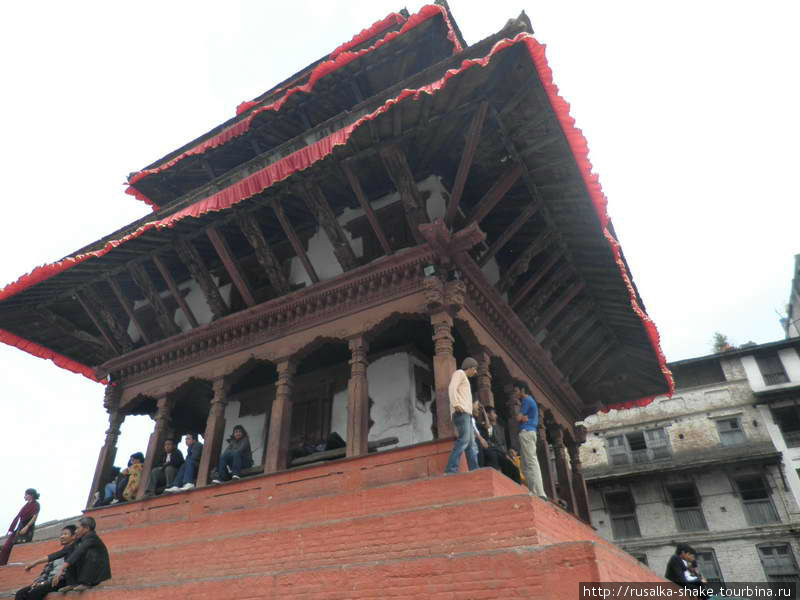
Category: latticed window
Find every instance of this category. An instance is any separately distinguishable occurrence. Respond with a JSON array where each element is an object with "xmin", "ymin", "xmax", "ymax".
[
  {"xmin": 736, "ymin": 476, "xmax": 779, "ymax": 525},
  {"xmin": 667, "ymin": 483, "xmax": 707, "ymax": 531},
  {"xmin": 606, "ymin": 490, "xmax": 641, "ymax": 540},
  {"xmin": 716, "ymin": 417, "xmax": 746, "ymax": 446},
  {"xmin": 757, "ymin": 353, "xmax": 789, "ymax": 385},
  {"xmin": 772, "ymin": 405, "xmax": 800, "ymax": 448},
  {"xmin": 695, "ymin": 549, "xmax": 724, "ymax": 585},
  {"xmin": 606, "ymin": 428, "xmax": 671, "ymax": 465},
  {"xmin": 758, "ymin": 544, "xmax": 800, "ymax": 584}
]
